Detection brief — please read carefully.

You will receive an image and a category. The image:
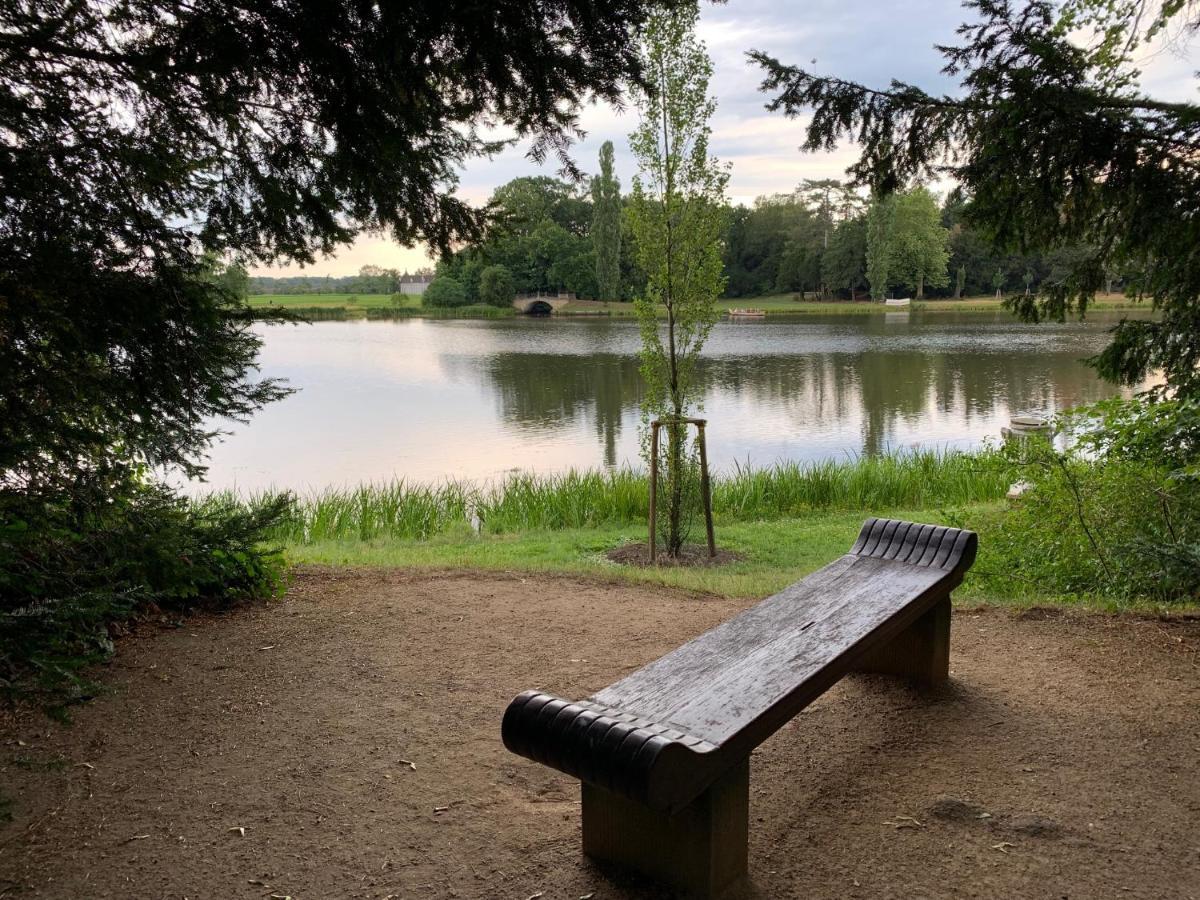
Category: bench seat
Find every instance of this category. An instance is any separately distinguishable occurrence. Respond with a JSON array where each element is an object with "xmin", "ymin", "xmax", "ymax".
[{"xmin": 501, "ymin": 517, "xmax": 978, "ymax": 897}]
